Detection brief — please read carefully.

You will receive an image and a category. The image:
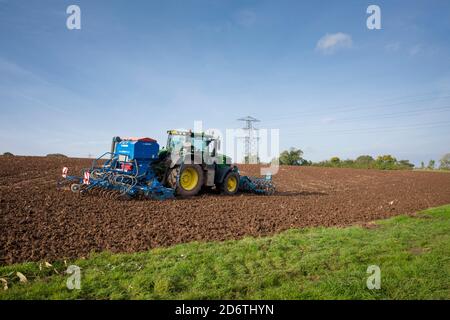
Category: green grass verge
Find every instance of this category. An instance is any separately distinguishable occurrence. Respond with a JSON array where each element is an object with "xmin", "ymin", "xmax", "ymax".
[{"xmin": 1, "ymin": 205, "xmax": 449, "ymax": 300}]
